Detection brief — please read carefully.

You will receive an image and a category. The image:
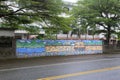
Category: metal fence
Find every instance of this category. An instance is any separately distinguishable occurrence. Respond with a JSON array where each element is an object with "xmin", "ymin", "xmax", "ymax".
[
  {"xmin": 103, "ymin": 40, "xmax": 120, "ymax": 49},
  {"xmin": 0, "ymin": 38, "xmax": 16, "ymax": 59}
]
